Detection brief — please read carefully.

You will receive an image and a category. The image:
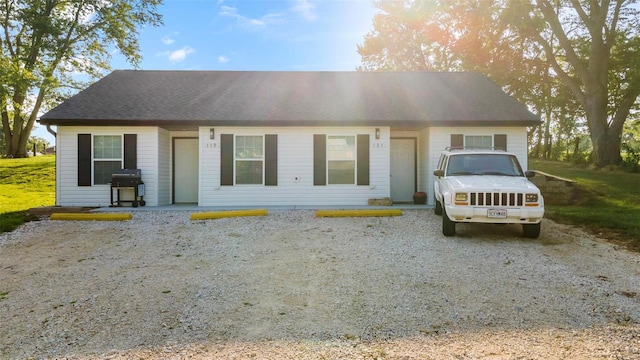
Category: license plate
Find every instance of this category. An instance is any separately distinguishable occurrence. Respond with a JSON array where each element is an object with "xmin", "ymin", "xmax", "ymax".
[{"xmin": 487, "ymin": 209, "xmax": 507, "ymax": 218}]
